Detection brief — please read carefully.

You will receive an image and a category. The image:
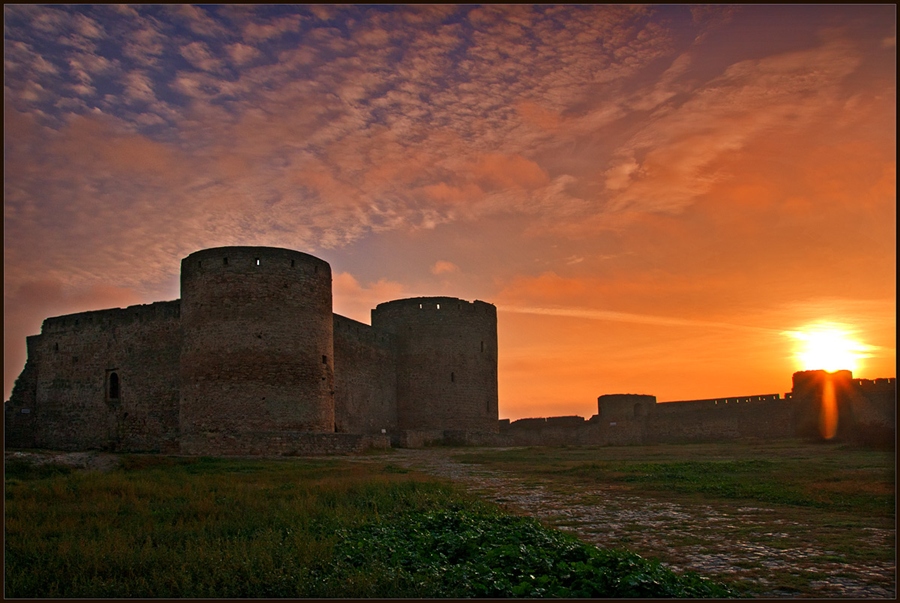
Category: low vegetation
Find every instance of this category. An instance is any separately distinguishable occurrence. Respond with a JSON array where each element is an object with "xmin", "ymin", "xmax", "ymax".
[
  {"xmin": 456, "ymin": 439, "xmax": 895, "ymax": 515},
  {"xmin": 5, "ymin": 454, "xmax": 733, "ymax": 598},
  {"xmin": 455, "ymin": 439, "xmax": 896, "ymax": 597}
]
